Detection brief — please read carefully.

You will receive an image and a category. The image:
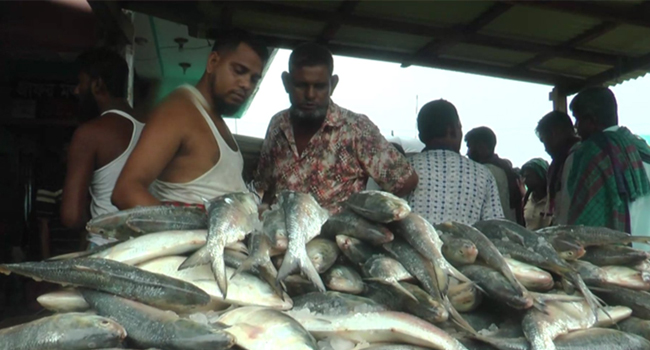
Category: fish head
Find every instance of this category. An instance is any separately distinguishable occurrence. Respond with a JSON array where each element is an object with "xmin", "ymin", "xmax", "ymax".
[
  {"xmin": 553, "ymin": 238, "xmax": 586, "ymax": 261},
  {"xmin": 60, "ymin": 314, "xmax": 127, "ymax": 346}
]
